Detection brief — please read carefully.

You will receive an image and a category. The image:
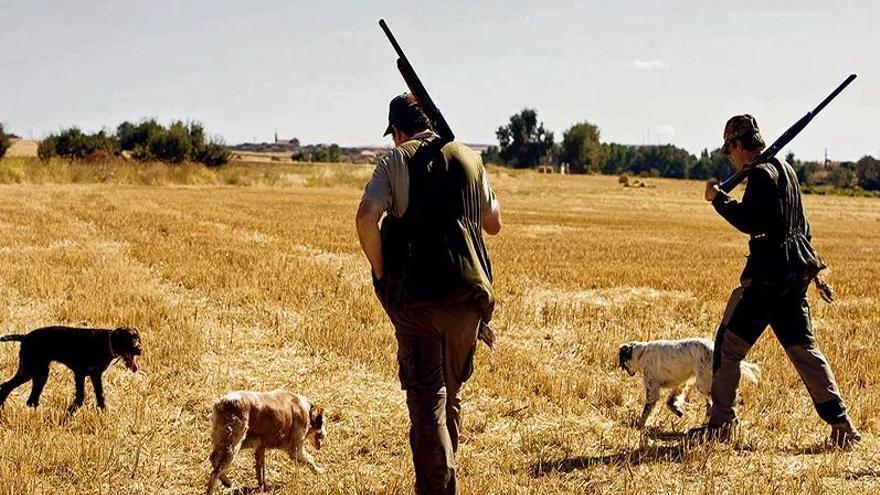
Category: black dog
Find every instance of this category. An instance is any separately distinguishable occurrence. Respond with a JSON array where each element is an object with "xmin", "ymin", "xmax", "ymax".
[{"xmin": 0, "ymin": 326, "xmax": 142, "ymax": 412}]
